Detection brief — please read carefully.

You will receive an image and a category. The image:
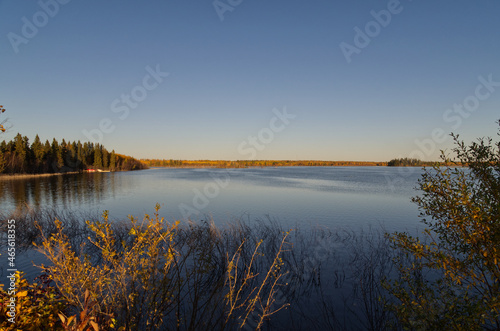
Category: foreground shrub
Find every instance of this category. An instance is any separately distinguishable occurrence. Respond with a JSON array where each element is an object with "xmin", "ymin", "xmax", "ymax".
[
  {"xmin": 0, "ymin": 271, "xmax": 66, "ymax": 330},
  {"xmin": 385, "ymin": 122, "xmax": 500, "ymax": 330},
  {"xmin": 32, "ymin": 204, "xmax": 290, "ymax": 330},
  {"xmin": 2, "ymin": 207, "xmax": 399, "ymax": 330}
]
